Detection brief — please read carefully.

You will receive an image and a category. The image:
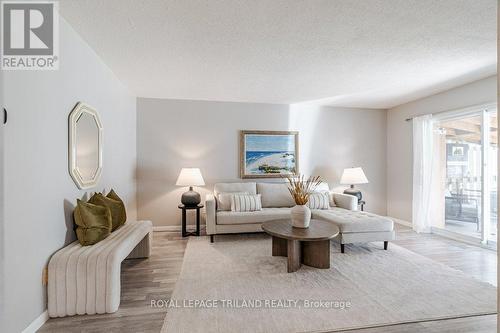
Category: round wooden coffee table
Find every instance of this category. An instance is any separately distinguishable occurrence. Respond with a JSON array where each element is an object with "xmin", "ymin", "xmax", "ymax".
[{"xmin": 262, "ymin": 219, "xmax": 340, "ymax": 273}]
